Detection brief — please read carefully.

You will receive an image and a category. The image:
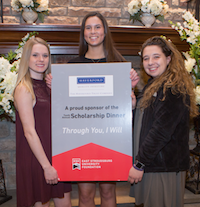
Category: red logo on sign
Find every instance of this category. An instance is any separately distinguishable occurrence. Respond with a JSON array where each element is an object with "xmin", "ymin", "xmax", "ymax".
[{"xmin": 72, "ymin": 158, "xmax": 81, "ymax": 170}]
